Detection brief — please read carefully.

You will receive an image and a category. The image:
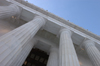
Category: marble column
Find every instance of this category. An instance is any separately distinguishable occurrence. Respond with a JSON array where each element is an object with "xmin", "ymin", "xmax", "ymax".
[
  {"xmin": 0, "ymin": 4, "xmax": 20, "ymax": 19},
  {"xmin": 47, "ymin": 47, "xmax": 58, "ymax": 66},
  {"xmin": 0, "ymin": 16, "xmax": 46, "ymax": 66},
  {"xmin": 83, "ymin": 40, "xmax": 100, "ymax": 66},
  {"xmin": 59, "ymin": 28, "xmax": 80, "ymax": 66},
  {"xmin": 7, "ymin": 39, "xmax": 37, "ymax": 66}
]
